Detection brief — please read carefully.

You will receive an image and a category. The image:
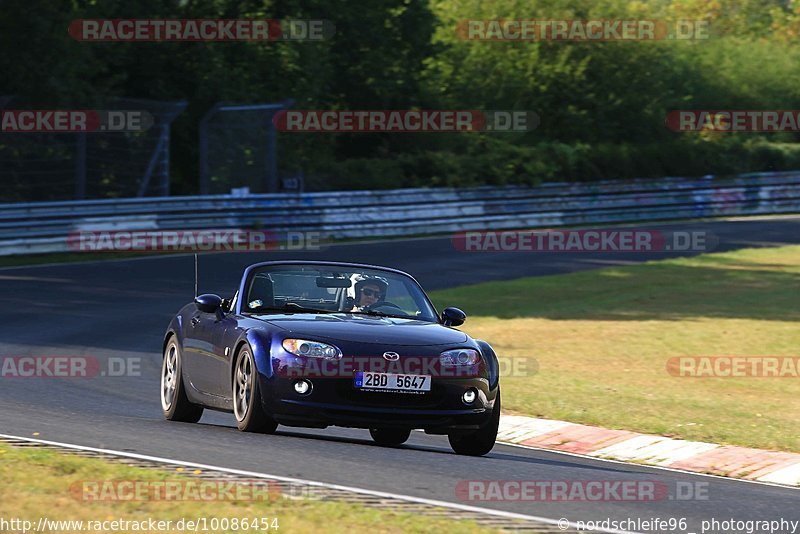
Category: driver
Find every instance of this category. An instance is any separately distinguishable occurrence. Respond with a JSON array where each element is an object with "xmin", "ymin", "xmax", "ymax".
[{"xmin": 350, "ymin": 275, "xmax": 388, "ymax": 311}]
